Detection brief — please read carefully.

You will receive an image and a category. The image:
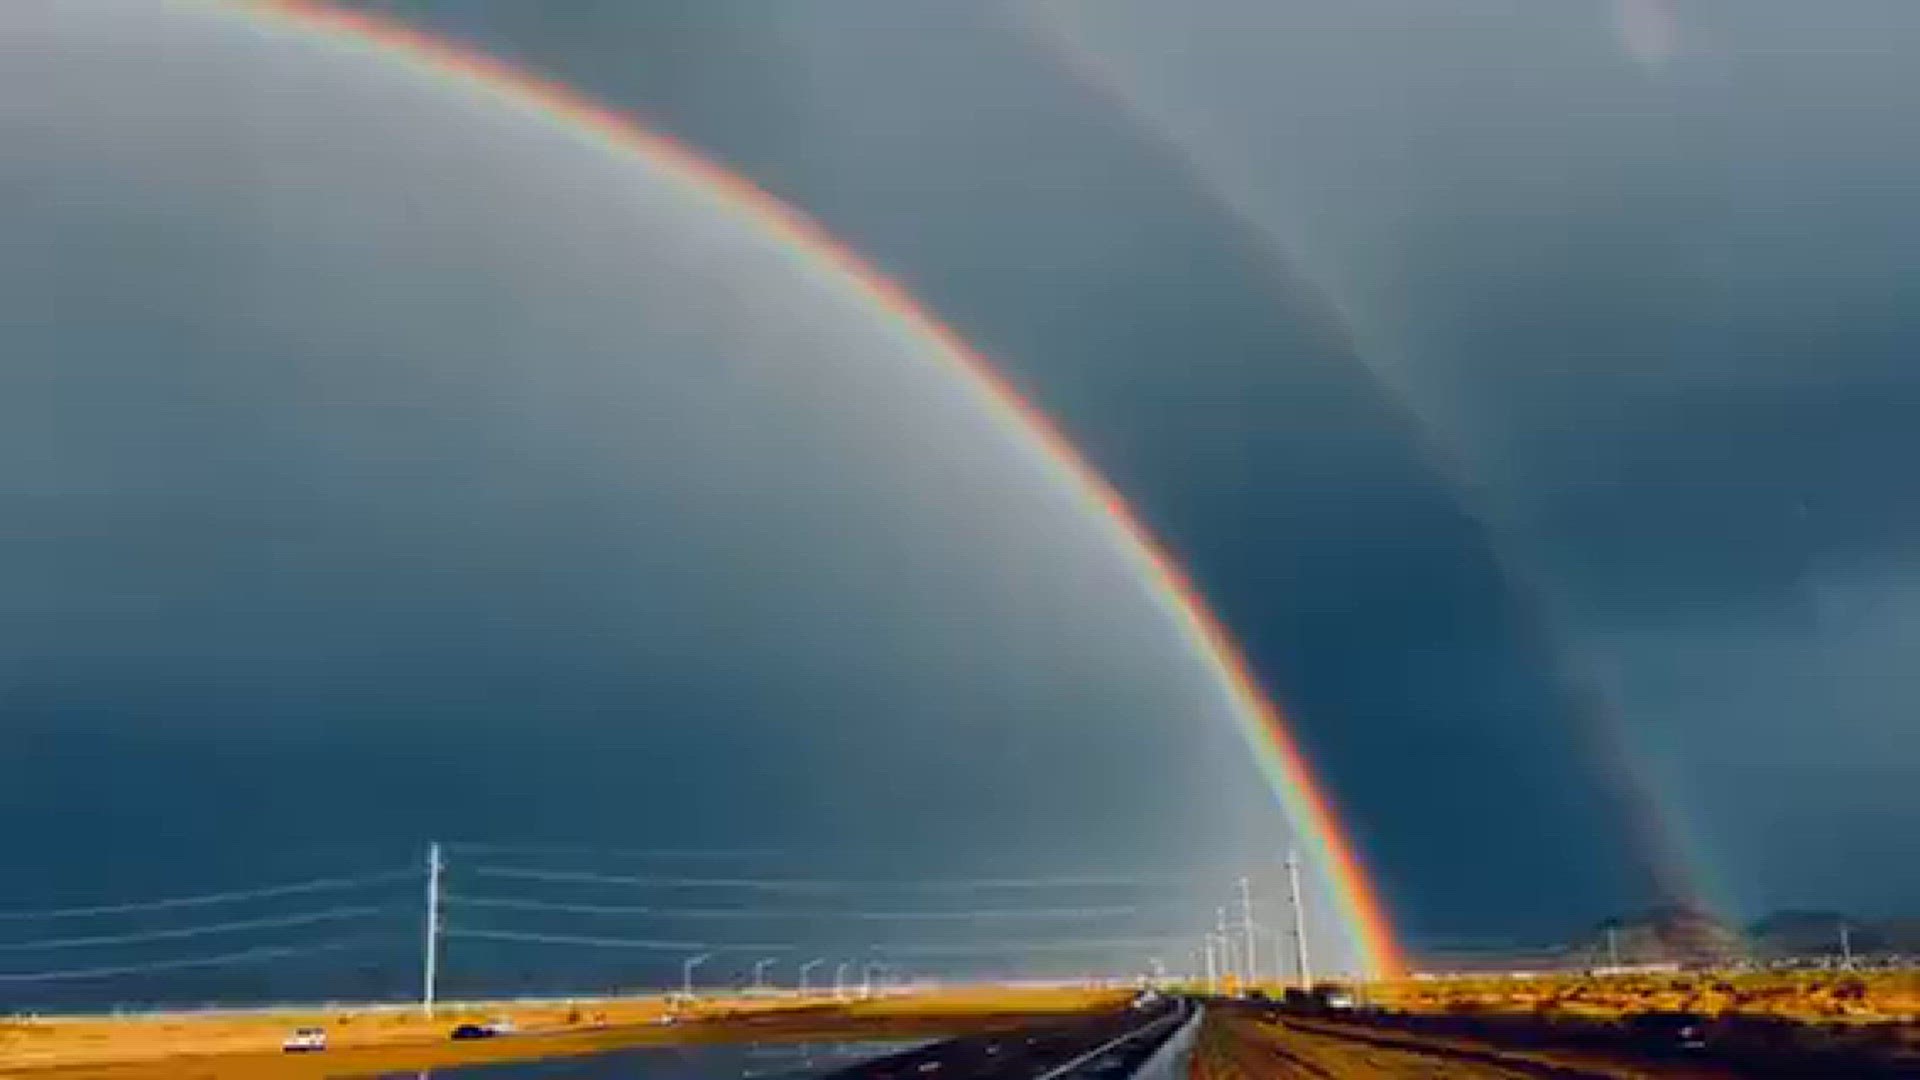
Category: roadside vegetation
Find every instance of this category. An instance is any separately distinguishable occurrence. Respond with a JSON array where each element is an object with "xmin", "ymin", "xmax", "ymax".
[{"xmin": 1374, "ymin": 968, "xmax": 1920, "ymax": 1022}]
